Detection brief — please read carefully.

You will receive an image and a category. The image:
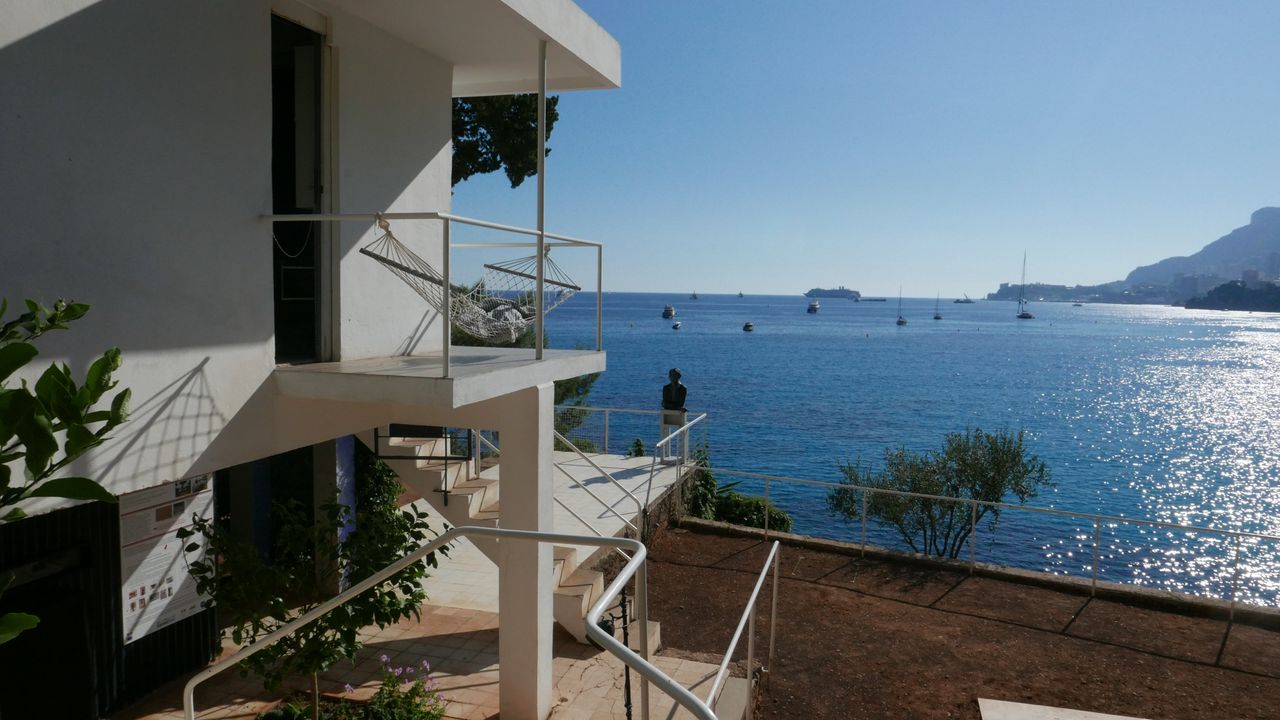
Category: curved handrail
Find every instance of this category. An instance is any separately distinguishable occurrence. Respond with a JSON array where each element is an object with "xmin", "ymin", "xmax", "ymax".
[
  {"xmin": 655, "ymin": 412, "xmax": 707, "ymax": 450},
  {"xmin": 554, "ymin": 430, "xmax": 644, "ymax": 526},
  {"xmin": 183, "ymin": 526, "xmax": 717, "ymax": 720},
  {"xmin": 706, "ymin": 541, "xmax": 779, "ymax": 710}
]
